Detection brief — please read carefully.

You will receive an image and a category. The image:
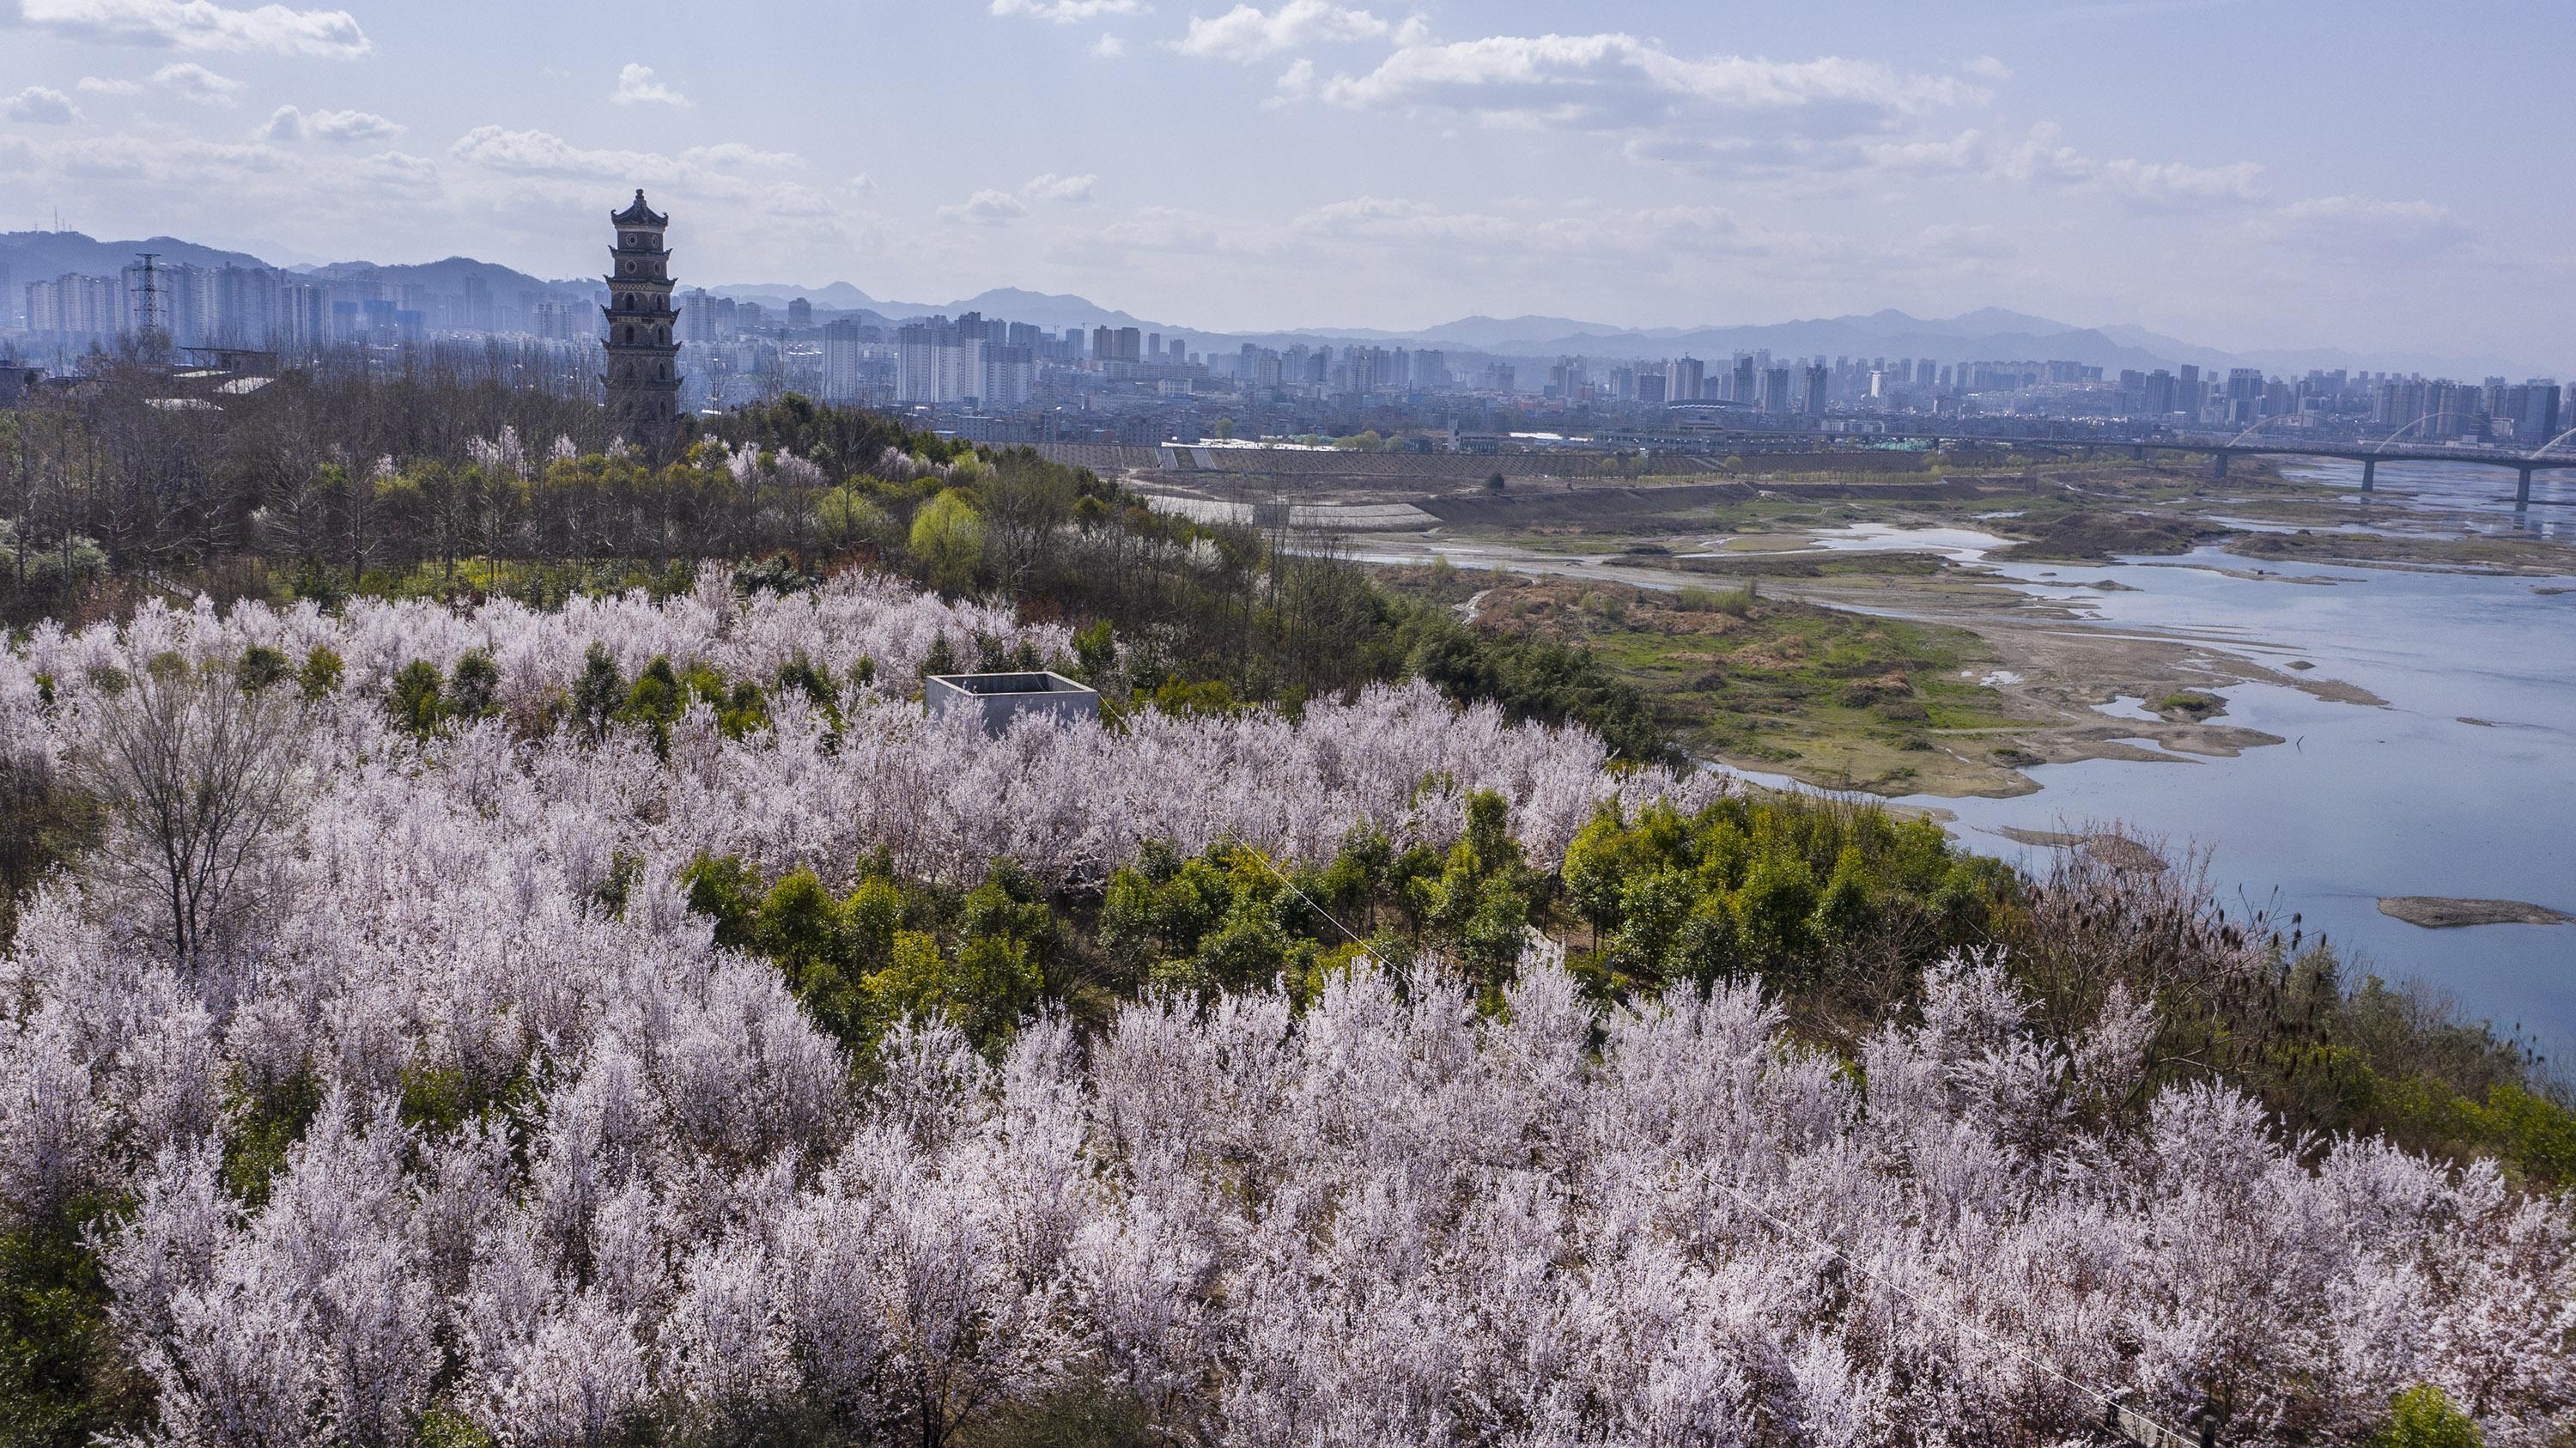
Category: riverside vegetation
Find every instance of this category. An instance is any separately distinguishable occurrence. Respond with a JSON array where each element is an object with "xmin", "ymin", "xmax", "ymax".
[
  {"xmin": 0, "ymin": 373, "xmax": 2570, "ymax": 1445},
  {"xmin": 1383, "ymin": 565, "xmax": 2020, "ymax": 794}
]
